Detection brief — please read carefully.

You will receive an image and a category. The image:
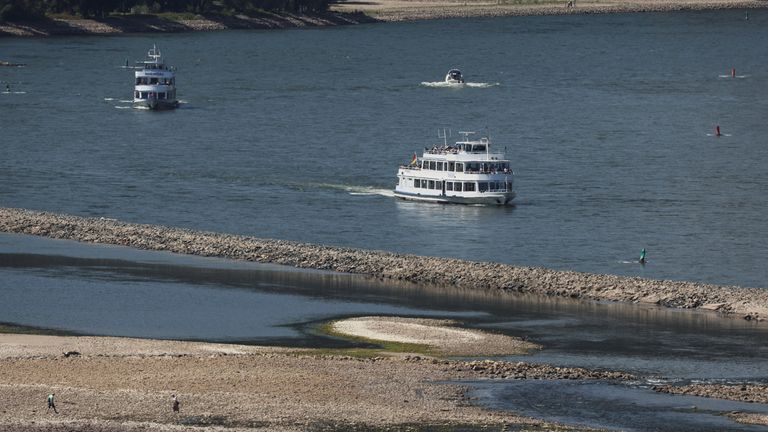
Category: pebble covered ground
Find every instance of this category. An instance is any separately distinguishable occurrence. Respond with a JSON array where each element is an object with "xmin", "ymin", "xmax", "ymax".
[{"xmin": 0, "ymin": 330, "xmax": 630, "ymax": 431}]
